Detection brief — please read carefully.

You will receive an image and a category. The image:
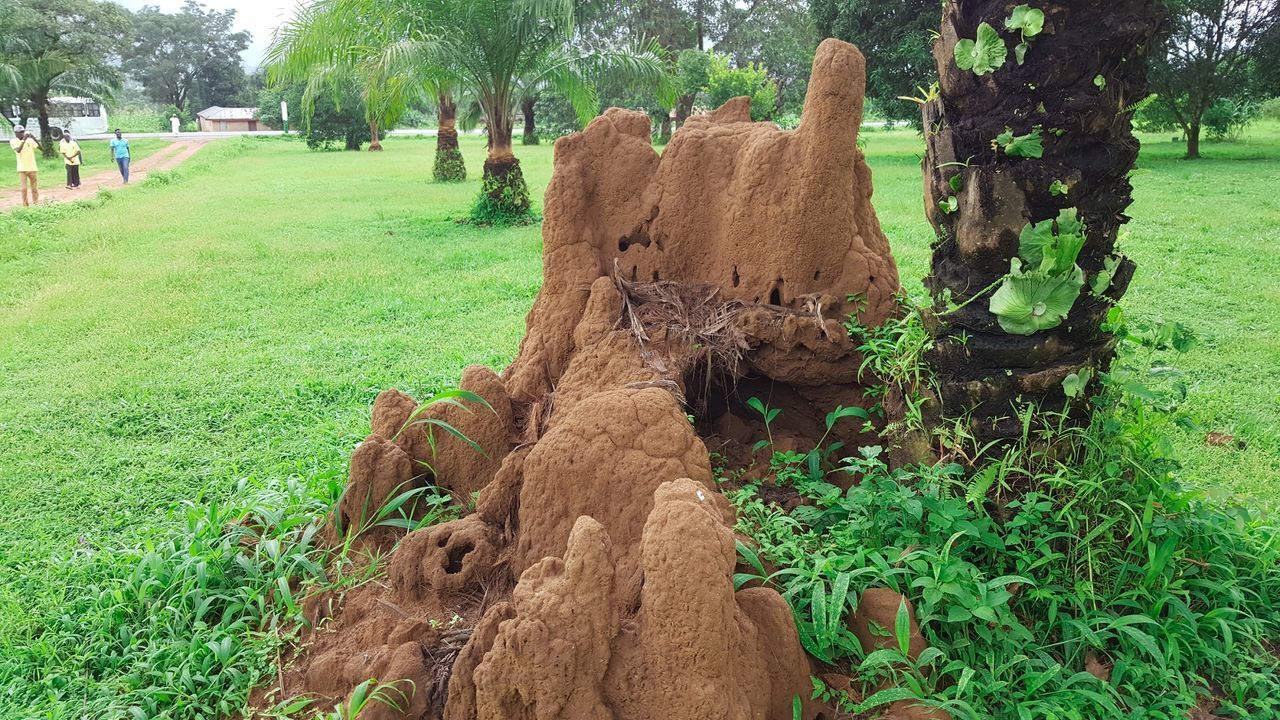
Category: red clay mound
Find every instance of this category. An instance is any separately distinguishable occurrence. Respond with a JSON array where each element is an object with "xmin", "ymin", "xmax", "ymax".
[{"xmin": 269, "ymin": 38, "xmax": 900, "ymax": 720}]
